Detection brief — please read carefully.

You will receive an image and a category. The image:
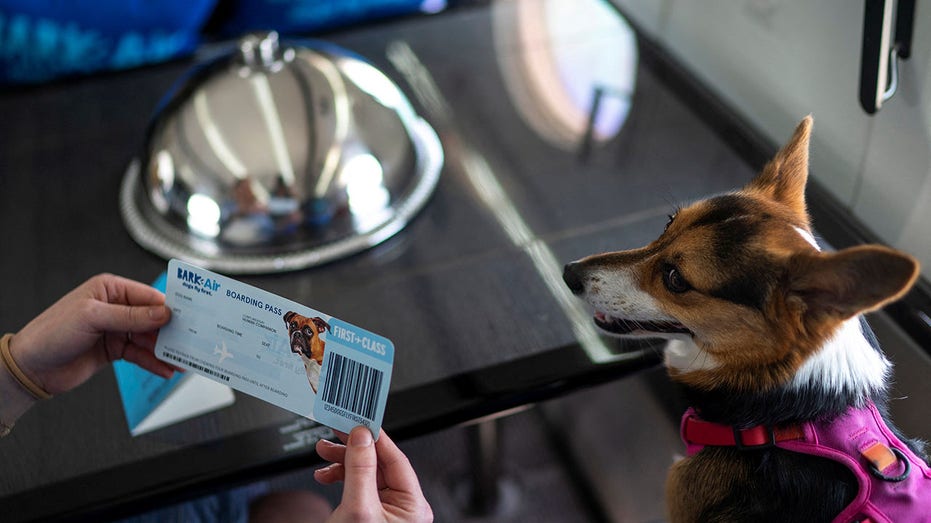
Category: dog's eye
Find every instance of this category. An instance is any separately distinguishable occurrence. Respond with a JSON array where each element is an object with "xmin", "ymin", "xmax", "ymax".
[
  {"xmin": 664, "ymin": 212, "xmax": 678, "ymax": 232},
  {"xmin": 662, "ymin": 264, "xmax": 691, "ymax": 294}
]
